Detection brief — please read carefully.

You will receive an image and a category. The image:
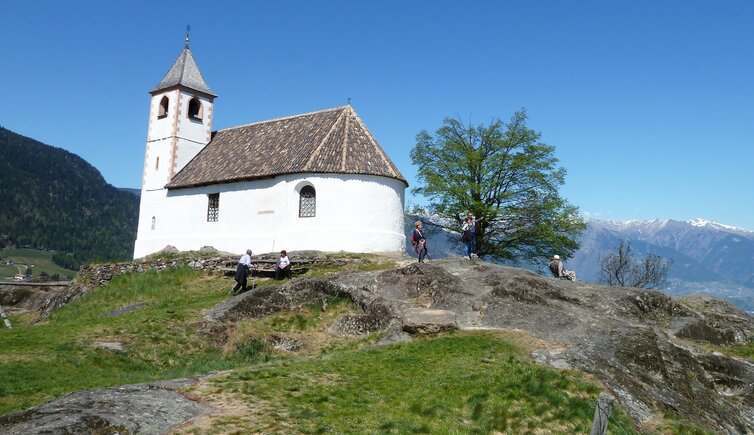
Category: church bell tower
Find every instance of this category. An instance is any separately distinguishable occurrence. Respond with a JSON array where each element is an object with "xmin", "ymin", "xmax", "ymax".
[
  {"xmin": 141, "ymin": 30, "xmax": 216, "ymax": 191},
  {"xmin": 134, "ymin": 31, "xmax": 216, "ymax": 259}
]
